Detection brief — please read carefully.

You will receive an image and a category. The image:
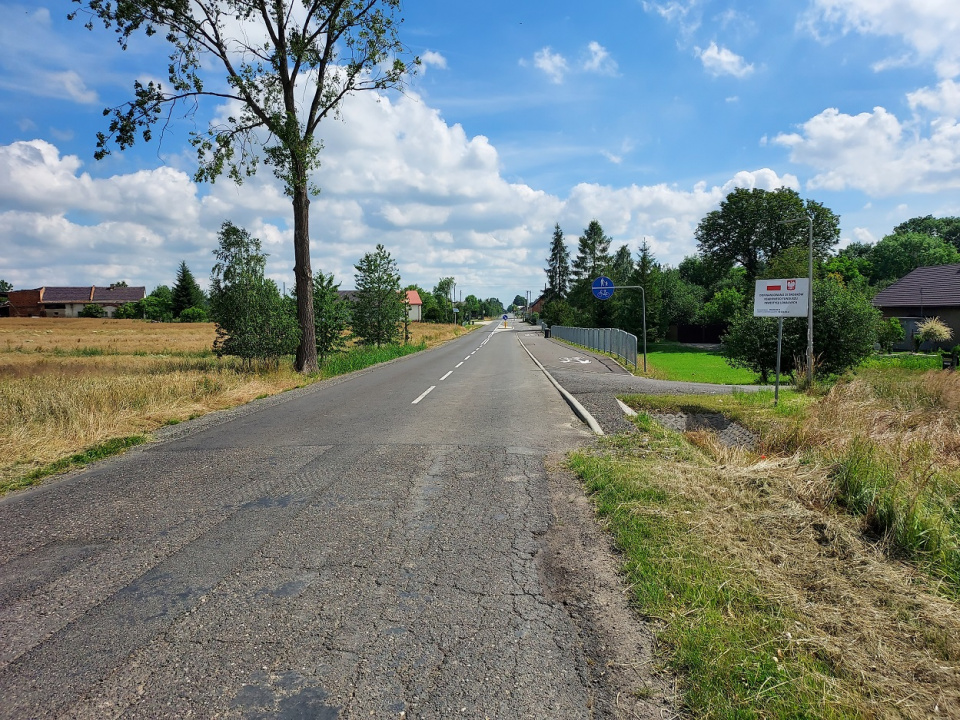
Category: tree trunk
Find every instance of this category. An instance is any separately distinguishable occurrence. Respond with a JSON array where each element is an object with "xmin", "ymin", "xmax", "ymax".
[{"xmin": 292, "ymin": 180, "xmax": 319, "ymax": 374}]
